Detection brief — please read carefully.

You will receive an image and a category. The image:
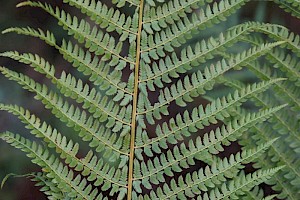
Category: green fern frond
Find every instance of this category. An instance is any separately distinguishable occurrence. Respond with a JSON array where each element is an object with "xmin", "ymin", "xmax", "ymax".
[
  {"xmin": 274, "ymin": 0, "xmax": 300, "ymax": 19},
  {"xmin": 201, "ymin": 166, "xmax": 285, "ymax": 200},
  {"xmin": 219, "ymin": 76, "xmax": 300, "ymax": 152},
  {"xmin": 1, "ymin": 0, "xmax": 299, "ymax": 199},
  {"xmin": 242, "ymin": 186, "xmax": 276, "ymax": 200},
  {"xmin": 141, "ymin": 0, "xmax": 249, "ymax": 54},
  {"xmin": 143, "ymin": 0, "xmax": 212, "ymax": 30},
  {"xmin": 30, "ymin": 172, "xmax": 65, "ymax": 200},
  {"xmin": 18, "ymin": 1, "xmax": 135, "ymax": 69},
  {"xmin": 63, "ymin": 0, "xmax": 137, "ymax": 38},
  {"xmin": 0, "ymin": 50, "xmax": 132, "ymax": 131},
  {"xmin": 140, "ymin": 22, "xmax": 264, "ymax": 85},
  {"xmin": 243, "ymin": 125, "xmax": 300, "ymax": 200},
  {"xmin": 2, "ymin": 27, "xmax": 57, "ymax": 47},
  {"xmin": 247, "ymin": 62, "xmax": 300, "ymax": 111},
  {"xmin": 134, "ymin": 106, "xmax": 284, "ymax": 182},
  {"xmin": 0, "ymin": 104, "xmax": 130, "ymax": 191},
  {"xmin": 266, "ymin": 48, "xmax": 300, "ymax": 86},
  {"xmin": 138, "ymin": 42, "xmax": 284, "ymax": 122},
  {"xmin": 254, "ymin": 24, "xmax": 300, "ymax": 57},
  {"xmin": 0, "ymin": 132, "xmax": 96, "ymax": 199},
  {"xmin": 0, "ymin": 66, "xmax": 129, "ymax": 159},
  {"xmin": 2, "ymin": 29, "xmax": 132, "ymax": 98},
  {"xmin": 136, "ymin": 79, "xmax": 284, "ymax": 149},
  {"xmin": 147, "ymin": 140, "xmax": 278, "ymax": 199}
]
